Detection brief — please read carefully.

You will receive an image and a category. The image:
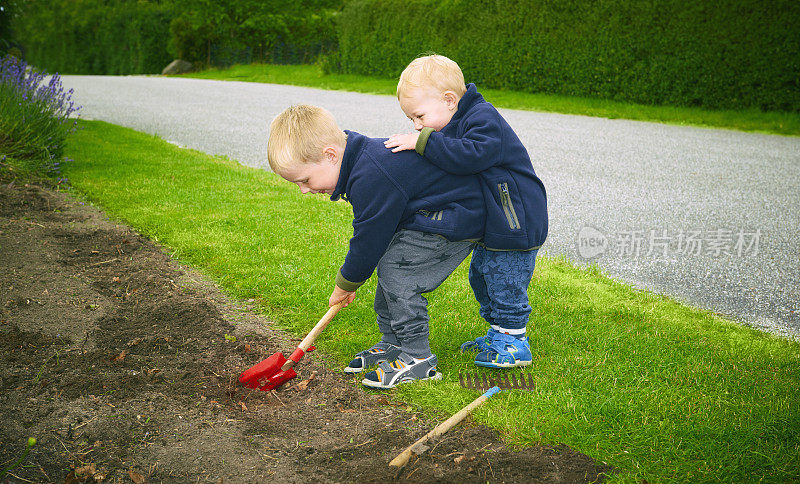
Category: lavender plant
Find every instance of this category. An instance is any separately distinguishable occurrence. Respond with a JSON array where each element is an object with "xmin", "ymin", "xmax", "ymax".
[{"xmin": 0, "ymin": 55, "xmax": 80, "ymax": 173}]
